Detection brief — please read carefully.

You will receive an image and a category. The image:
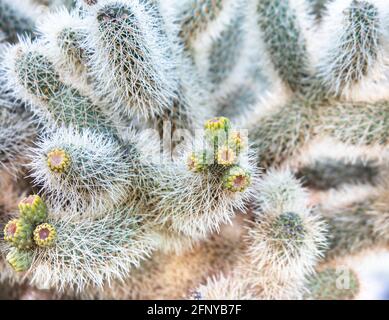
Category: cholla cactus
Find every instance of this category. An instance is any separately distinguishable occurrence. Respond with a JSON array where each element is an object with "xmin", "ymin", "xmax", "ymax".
[
  {"xmin": 0, "ymin": 0, "xmax": 41, "ymax": 43},
  {"xmin": 245, "ymin": 0, "xmax": 389, "ymax": 169},
  {"xmin": 193, "ymin": 170, "xmax": 327, "ymax": 300},
  {"xmin": 2, "ymin": 0, "xmax": 389, "ymax": 301},
  {"xmin": 0, "ymin": 0, "xmax": 258, "ymax": 294},
  {"xmin": 305, "ymin": 265, "xmax": 360, "ymax": 300}
]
